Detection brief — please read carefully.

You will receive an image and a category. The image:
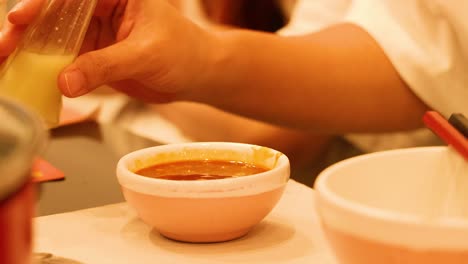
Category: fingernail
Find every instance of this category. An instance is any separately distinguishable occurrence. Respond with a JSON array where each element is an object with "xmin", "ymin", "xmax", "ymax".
[{"xmin": 63, "ymin": 69, "xmax": 88, "ymax": 97}]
